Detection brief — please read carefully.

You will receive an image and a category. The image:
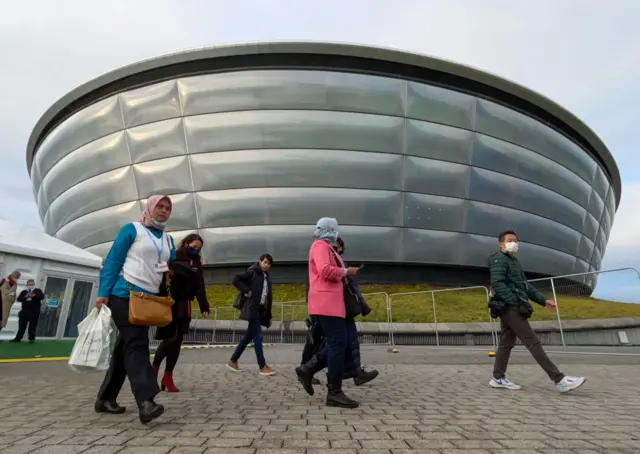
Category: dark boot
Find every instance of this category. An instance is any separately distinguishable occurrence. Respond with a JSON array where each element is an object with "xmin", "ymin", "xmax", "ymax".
[
  {"xmin": 326, "ymin": 375, "xmax": 359, "ymax": 409},
  {"xmin": 295, "ymin": 354, "xmax": 326, "ymax": 396},
  {"xmin": 138, "ymin": 400, "xmax": 164, "ymax": 424},
  {"xmin": 94, "ymin": 400, "xmax": 126, "ymax": 414},
  {"xmin": 354, "ymin": 367, "xmax": 379, "ymax": 386}
]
